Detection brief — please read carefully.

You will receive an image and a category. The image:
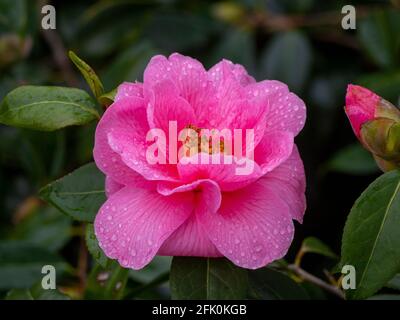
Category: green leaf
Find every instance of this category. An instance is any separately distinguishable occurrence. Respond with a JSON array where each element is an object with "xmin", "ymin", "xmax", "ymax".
[
  {"xmin": 10, "ymin": 206, "xmax": 71, "ymax": 252},
  {"xmin": 358, "ymin": 10, "xmax": 400, "ymax": 69},
  {"xmin": 144, "ymin": 12, "xmax": 216, "ymax": 52},
  {"xmin": 102, "ymin": 41, "xmax": 156, "ymax": 89},
  {"xmin": 98, "ymin": 88, "xmax": 116, "ymax": 108},
  {"xmin": 5, "ymin": 288, "xmax": 34, "ymax": 300},
  {"xmin": 170, "ymin": 257, "xmax": 248, "ymax": 300},
  {"xmin": 129, "ymin": 256, "xmax": 171, "ymax": 283},
  {"xmin": 248, "ymin": 267, "xmax": 309, "ymax": 300},
  {"xmin": 367, "ymin": 294, "xmax": 400, "ymax": 300},
  {"xmin": 386, "ymin": 274, "xmax": 400, "ymax": 291},
  {"xmin": 0, "ymin": 0, "xmax": 37, "ymax": 36},
  {"xmin": 210, "ymin": 29, "xmax": 256, "ymax": 75},
  {"xmin": 85, "ymin": 262, "xmax": 129, "ymax": 300},
  {"xmin": 300, "ymin": 237, "xmax": 338, "ymax": 260},
  {"xmin": 0, "ymin": 241, "xmax": 70, "ymax": 290},
  {"xmin": 85, "ymin": 224, "xmax": 109, "ymax": 268},
  {"xmin": 39, "ymin": 163, "xmax": 106, "ymax": 222},
  {"xmin": 0, "ymin": 86, "xmax": 99, "ymax": 131},
  {"xmin": 29, "ymin": 282, "xmax": 70, "ymax": 300},
  {"xmin": 6, "ymin": 284, "xmax": 70, "ymax": 300},
  {"xmin": 260, "ymin": 31, "xmax": 312, "ymax": 93},
  {"xmin": 69, "ymin": 51, "xmax": 104, "ymax": 100},
  {"xmin": 326, "ymin": 144, "xmax": 379, "ymax": 176},
  {"xmin": 340, "ymin": 170, "xmax": 400, "ymax": 299},
  {"xmin": 358, "ymin": 71, "xmax": 400, "ymax": 104}
]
